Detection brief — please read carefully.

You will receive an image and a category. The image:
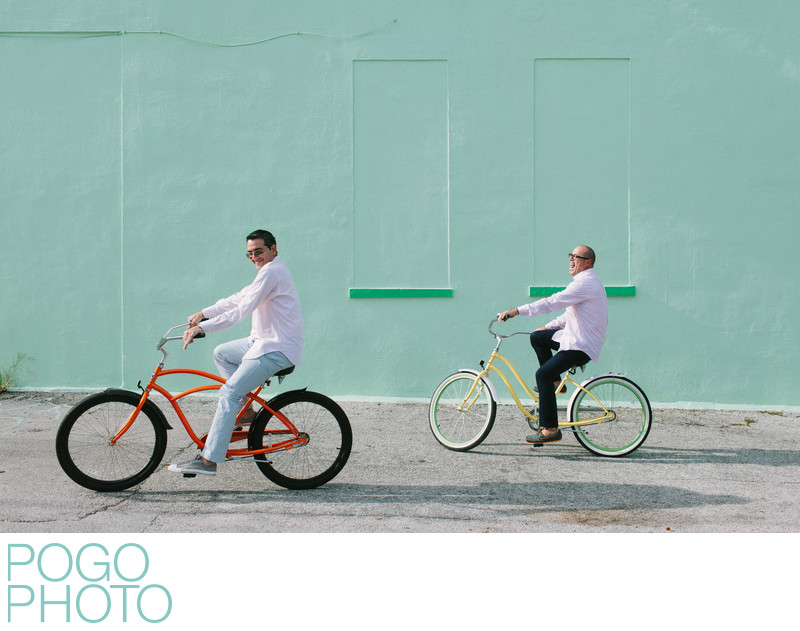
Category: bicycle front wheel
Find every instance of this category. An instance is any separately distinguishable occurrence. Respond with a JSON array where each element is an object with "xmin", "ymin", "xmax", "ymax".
[
  {"xmin": 249, "ymin": 390, "xmax": 352, "ymax": 490},
  {"xmin": 55, "ymin": 391, "xmax": 168, "ymax": 491},
  {"xmin": 568, "ymin": 375, "xmax": 652, "ymax": 457},
  {"xmin": 429, "ymin": 372, "xmax": 496, "ymax": 451}
]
